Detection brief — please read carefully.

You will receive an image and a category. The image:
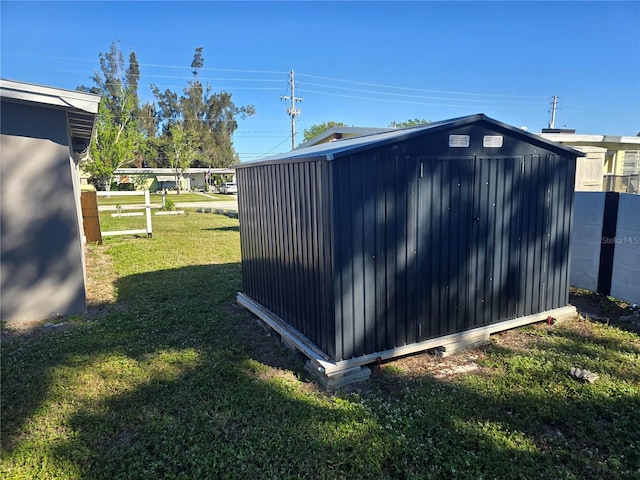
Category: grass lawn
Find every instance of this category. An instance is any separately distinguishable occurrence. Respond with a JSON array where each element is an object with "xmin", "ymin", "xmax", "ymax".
[
  {"xmin": 2, "ymin": 213, "xmax": 639, "ymax": 479},
  {"xmin": 97, "ymin": 192, "xmax": 232, "ymax": 206}
]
